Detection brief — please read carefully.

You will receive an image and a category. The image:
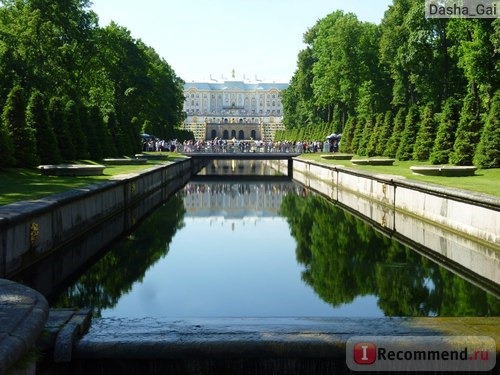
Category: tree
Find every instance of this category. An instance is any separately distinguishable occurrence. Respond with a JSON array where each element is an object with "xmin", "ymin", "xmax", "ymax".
[
  {"xmin": 449, "ymin": 91, "xmax": 482, "ymax": 165},
  {"xmin": 49, "ymin": 96, "xmax": 75, "ymax": 161},
  {"xmin": 413, "ymin": 103, "xmax": 437, "ymax": 161},
  {"xmin": 367, "ymin": 113, "xmax": 385, "ymax": 157},
  {"xmin": 2, "ymin": 85, "xmax": 39, "ymax": 166},
  {"xmin": 375, "ymin": 110, "xmax": 393, "ymax": 156},
  {"xmin": 65, "ymin": 100, "xmax": 88, "ymax": 159},
  {"xmin": 26, "ymin": 90, "xmax": 61, "ymax": 164},
  {"xmin": 384, "ymin": 107, "xmax": 406, "ymax": 158},
  {"xmin": 339, "ymin": 116, "xmax": 356, "ymax": 153},
  {"xmin": 357, "ymin": 116, "xmax": 375, "ymax": 156},
  {"xmin": 396, "ymin": 105, "xmax": 420, "ymax": 161},
  {"xmin": 429, "ymin": 97, "xmax": 461, "ymax": 164},
  {"xmin": 474, "ymin": 90, "xmax": 499, "ymax": 168}
]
